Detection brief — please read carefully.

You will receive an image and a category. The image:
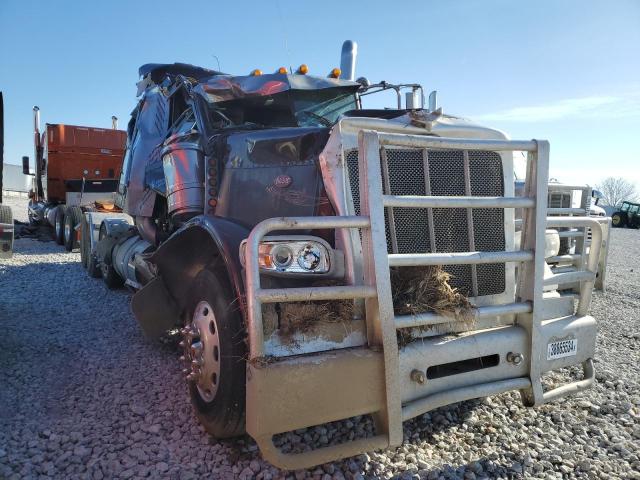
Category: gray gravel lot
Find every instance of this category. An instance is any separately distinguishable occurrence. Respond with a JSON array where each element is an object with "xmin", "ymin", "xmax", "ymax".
[{"xmin": 0, "ymin": 196, "xmax": 638, "ymax": 479}]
